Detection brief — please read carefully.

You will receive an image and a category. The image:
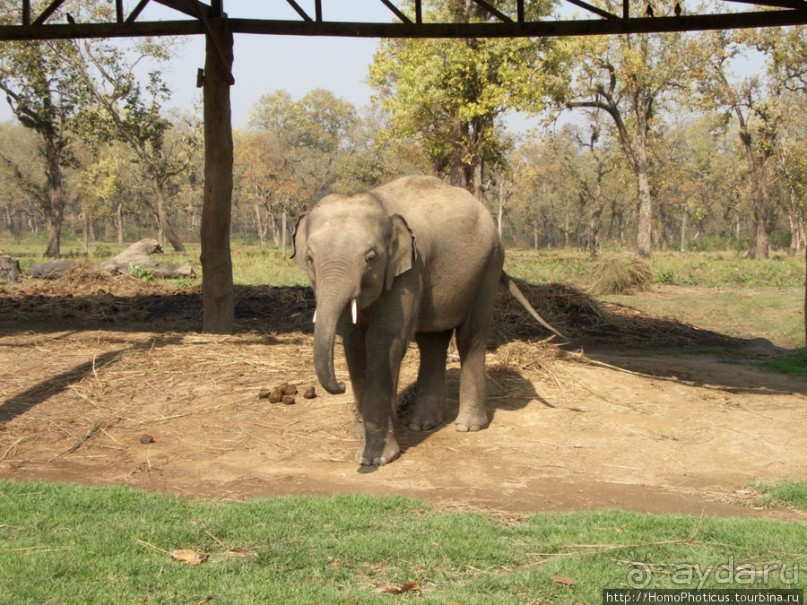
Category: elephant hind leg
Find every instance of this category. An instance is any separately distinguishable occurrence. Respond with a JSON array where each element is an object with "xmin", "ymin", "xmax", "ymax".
[
  {"xmin": 454, "ymin": 326, "xmax": 490, "ymax": 432},
  {"xmin": 454, "ymin": 254, "xmax": 502, "ymax": 433},
  {"xmin": 409, "ymin": 330, "xmax": 453, "ymax": 431}
]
